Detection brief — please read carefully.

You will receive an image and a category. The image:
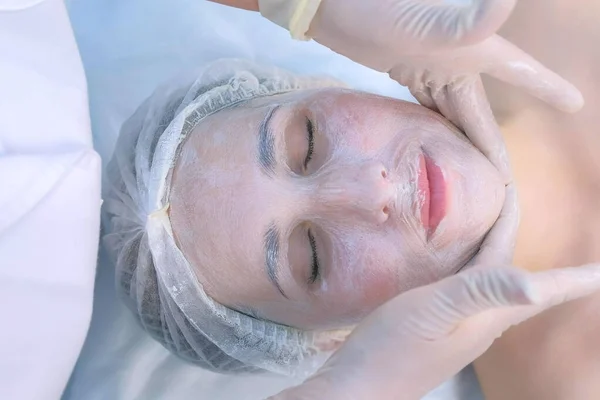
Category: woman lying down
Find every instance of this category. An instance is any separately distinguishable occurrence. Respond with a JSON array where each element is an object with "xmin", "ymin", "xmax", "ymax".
[{"xmin": 103, "ymin": 59, "xmax": 509, "ymax": 375}]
